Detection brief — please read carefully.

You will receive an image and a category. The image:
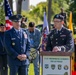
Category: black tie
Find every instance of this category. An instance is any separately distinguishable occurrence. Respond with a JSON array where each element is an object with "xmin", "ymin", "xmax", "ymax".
[
  {"xmin": 58, "ymin": 30, "xmax": 60, "ymax": 34},
  {"xmin": 18, "ymin": 31, "xmax": 20, "ymax": 35},
  {"xmin": 17, "ymin": 31, "xmax": 21, "ymax": 38}
]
